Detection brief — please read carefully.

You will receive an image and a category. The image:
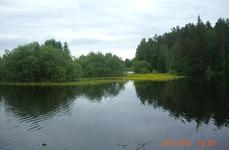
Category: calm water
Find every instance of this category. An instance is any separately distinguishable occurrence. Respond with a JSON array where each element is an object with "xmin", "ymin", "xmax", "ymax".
[{"xmin": 0, "ymin": 78, "xmax": 229, "ymax": 150}]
